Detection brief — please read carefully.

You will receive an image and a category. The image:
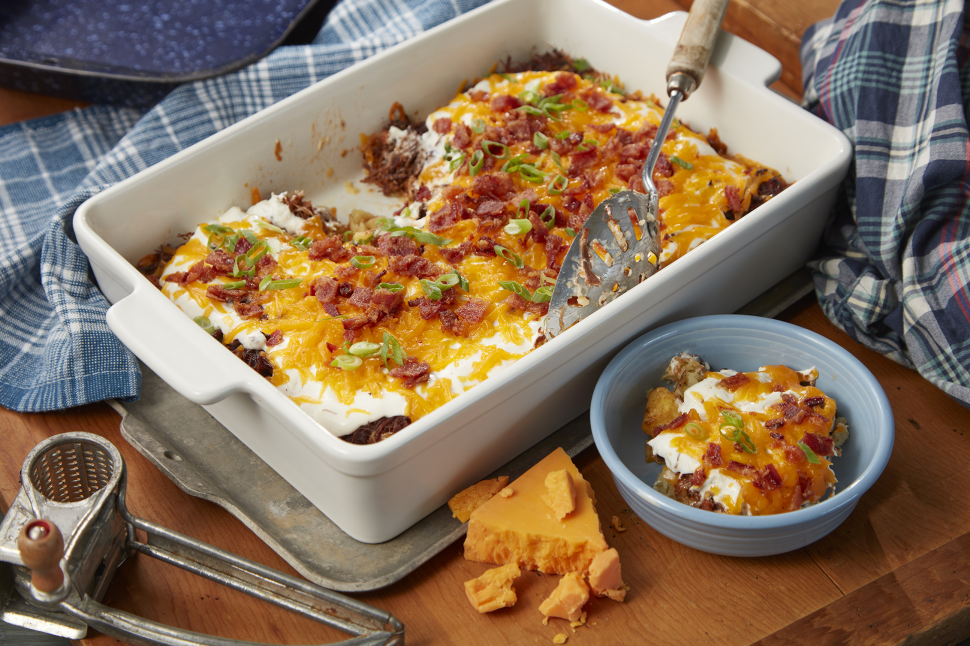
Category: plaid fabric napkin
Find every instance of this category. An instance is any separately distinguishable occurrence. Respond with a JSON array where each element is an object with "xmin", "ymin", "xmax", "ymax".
[
  {"xmin": 0, "ymin": 0, "xmax": 491, "ymax": 412},
  {"xmin": 802, "ymin": 0, "xmax": 970, "ymax": 406}
]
